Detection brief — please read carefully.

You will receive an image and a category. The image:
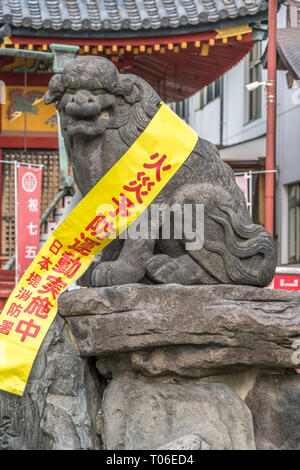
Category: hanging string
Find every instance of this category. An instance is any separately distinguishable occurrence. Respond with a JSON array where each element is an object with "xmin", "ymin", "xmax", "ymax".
[{"xmin": 24, "ymin": 58, "xmax": 27, "ymax": 156}]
